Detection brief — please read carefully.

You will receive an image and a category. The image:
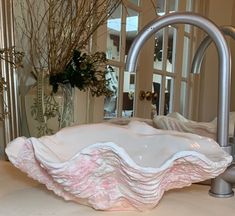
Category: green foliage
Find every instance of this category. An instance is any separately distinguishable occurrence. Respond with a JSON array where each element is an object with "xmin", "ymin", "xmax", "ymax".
[
  {"xmin": 49, "ymin": 50, "xmax": 112, "ymax": 97},
  {"xmin": 31, "ymin": 94, "xmax": 60, "ymax": 136}
]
